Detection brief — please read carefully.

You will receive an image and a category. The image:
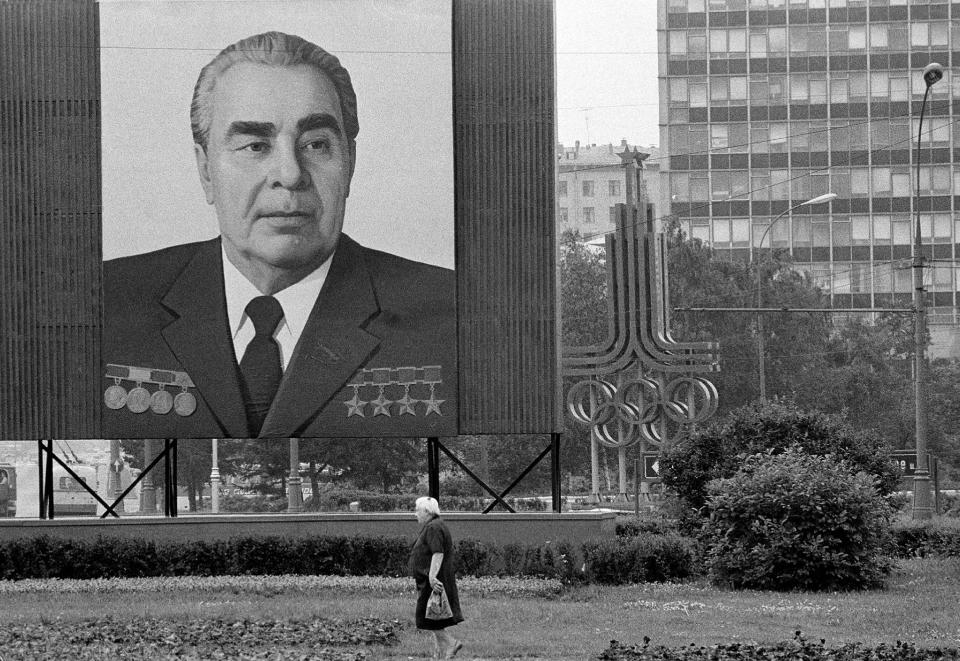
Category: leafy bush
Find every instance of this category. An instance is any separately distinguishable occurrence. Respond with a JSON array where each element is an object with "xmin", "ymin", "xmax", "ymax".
[
  {"xmin": 220, "ymin": 494, "xmax": 288, "ymax": 513},
  {"xmin": 581, "ymin": 534, "xmax": 697, "ymax": 585},
  {"xmin": 942, "ymin": 492, "xmax": 960, "ymax": 518},
  {"xmin": 659, "ymin": 400, "xmax": 900, "ymax": 513},
  {"xmin": 0, "ymin": 616, "xmax": 402, "ymax": 659},
  {"xmin": 600, "ymin": 632, "xmax": 960, "ymax": 661},
  {"xmin": 891, "ymin": 517, "xmax": 960, "ymax": 557},
  {"xmin": 701, "ymin": 447, "xmax": 893, "ymax": 591},
  {"xmin": 616, "ymin": 517, "xmax": 680, "ymax": 537}
]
